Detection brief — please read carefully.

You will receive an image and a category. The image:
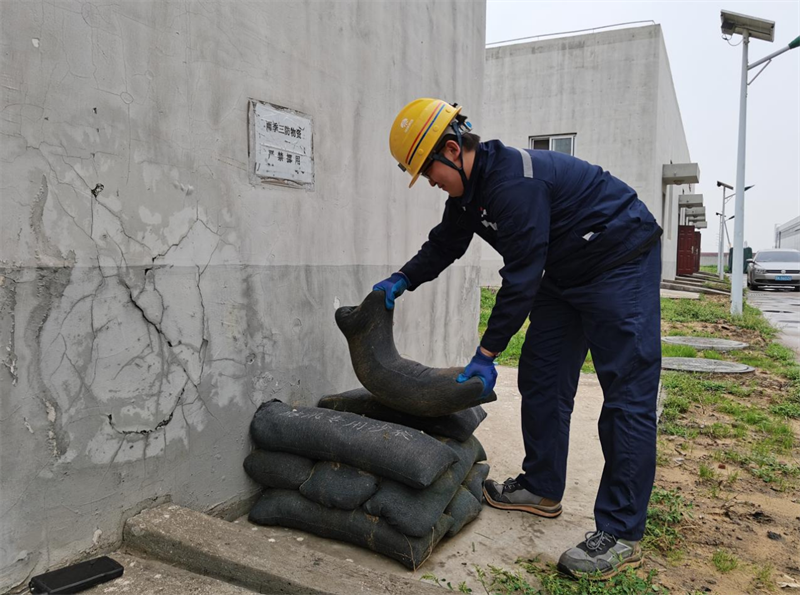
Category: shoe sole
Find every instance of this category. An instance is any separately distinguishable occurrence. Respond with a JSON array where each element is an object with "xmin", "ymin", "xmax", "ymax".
[
  {"xmin": 482, "ymin": 486, "xmax": 563, "ymax": 518},
  {"xmin": 556, "ymin": 556, "xmax": 642, "ymax": 581}
]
